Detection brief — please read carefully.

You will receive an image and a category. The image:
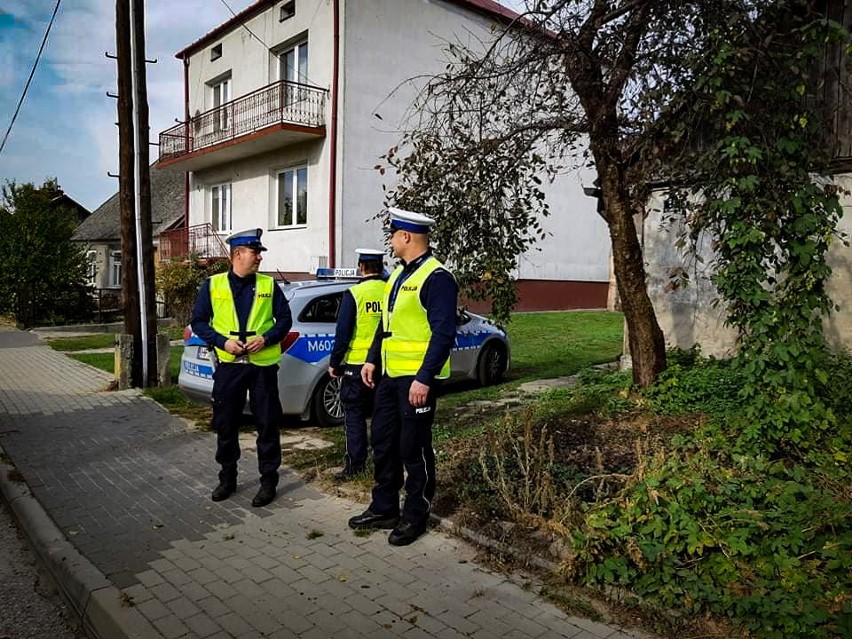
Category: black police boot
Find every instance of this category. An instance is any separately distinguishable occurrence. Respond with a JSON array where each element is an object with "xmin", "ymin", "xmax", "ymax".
[
  {"xmin": 388, "ymin": 520, "xmax": 428, "ymax": 546},
  {"xmin": 348, "ymin": 509, "xmax": 400, "ymax": 530},
  {"xmin": 251, "ymin": 484, "xmax": 276, "ymax": 508},
  {"xmin": 333, "ymin": 465, "xmax": 366, "ymax": 482},
  {"xmin": 211, "ymin": 480, "xmax": 236, "ymax": 502}
]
